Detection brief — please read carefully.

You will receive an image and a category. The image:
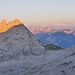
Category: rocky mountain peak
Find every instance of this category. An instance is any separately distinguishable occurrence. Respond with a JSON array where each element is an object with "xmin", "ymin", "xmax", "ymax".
[
  {"xmin": 0, "ymin": 19, "xmax": 7, "ymax": 25},
  {"xmin": 0, "ymin": 19, "xmax": 23, "ymax": 33},
  {"xmin": 0, "ymin": 23, "xmax": 45, "ymax": 62}
]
